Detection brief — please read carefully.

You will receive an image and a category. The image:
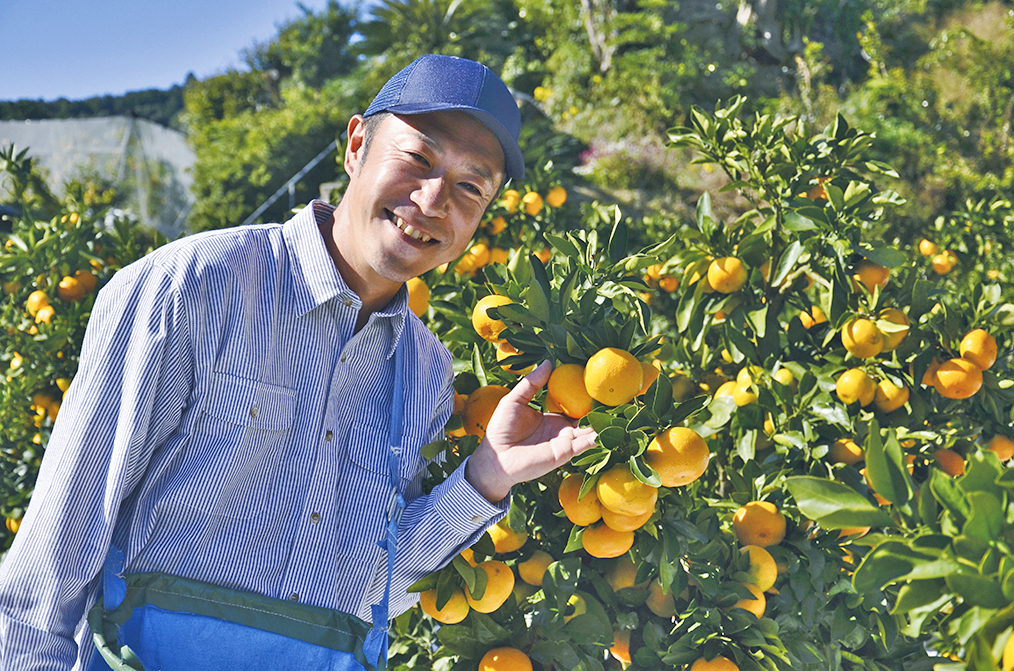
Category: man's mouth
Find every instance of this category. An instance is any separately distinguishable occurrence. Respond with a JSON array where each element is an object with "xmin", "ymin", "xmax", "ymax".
[{"xmin": 392, "ymin": 213, "xmax": 434, "ymax": 243}]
